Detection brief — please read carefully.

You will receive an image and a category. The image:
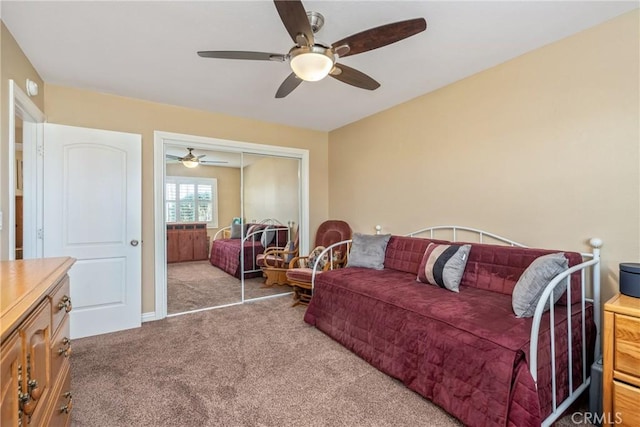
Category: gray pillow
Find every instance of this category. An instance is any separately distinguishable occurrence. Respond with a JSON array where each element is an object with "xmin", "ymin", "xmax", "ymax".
[
  {"xmin": 260, "ymin": 225, "xmax": 276, "ymax": 247},
  {"xmin": 512, "ymin": 253, "xmax": 568, "ymax": 318},
  {"xmin": 230, "ymin": 223, "xmax": 246, "ymax": 239},
  {"xmin": 346, "ymin": 233, "xmax": 392, "ymax": 270}
]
